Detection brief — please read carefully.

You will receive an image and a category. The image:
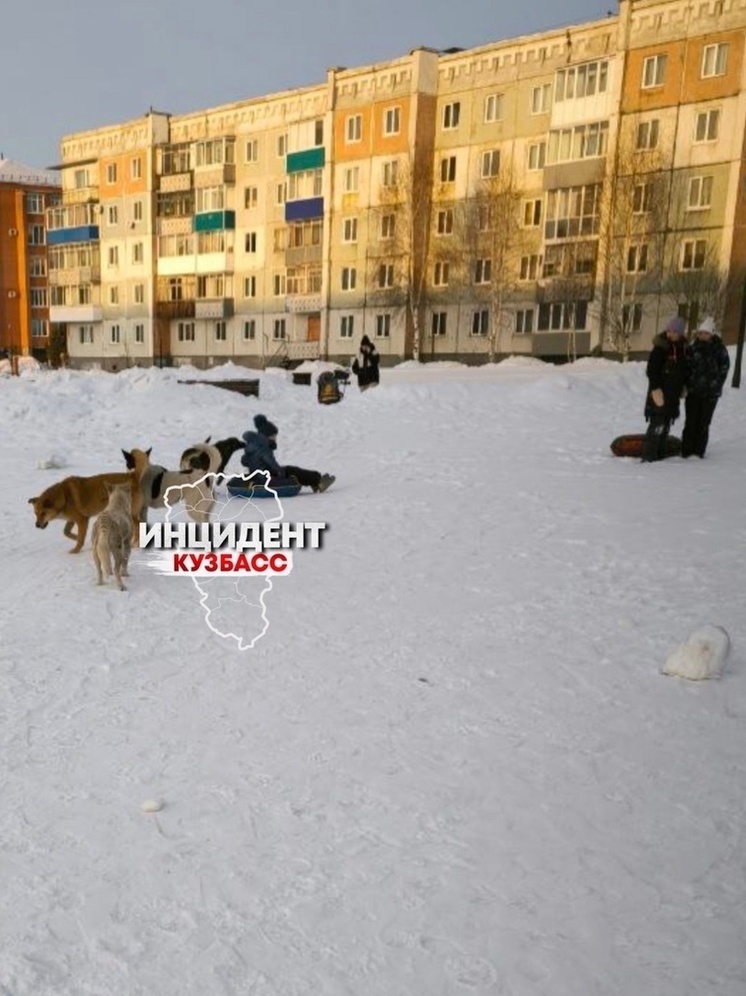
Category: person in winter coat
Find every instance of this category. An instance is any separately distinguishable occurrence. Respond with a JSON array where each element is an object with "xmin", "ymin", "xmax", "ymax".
[
  {"xmin": 641, "ymin": 315, "xmax": 690, "ymax": 463},
  {"xmin": 681, "ymin": 316, "xmax": 730, "ymax": 458},
  {"xmin": 351, "ymin": 335, "xmax": 380, "ymax": 391},
  {"xmin": 241, "ymin": 414, "xmax": 335, "ymax": 492}
]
